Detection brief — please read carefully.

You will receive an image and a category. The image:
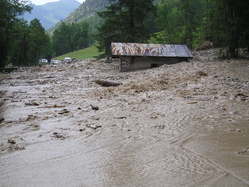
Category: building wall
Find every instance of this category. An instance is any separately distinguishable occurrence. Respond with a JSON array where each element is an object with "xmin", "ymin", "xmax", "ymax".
[{"xmin": 119, "ymin": 56, "xmax": 188, "ymax": 72}]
